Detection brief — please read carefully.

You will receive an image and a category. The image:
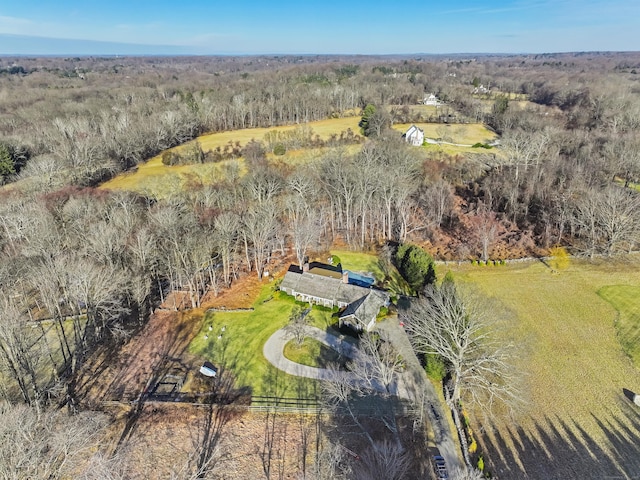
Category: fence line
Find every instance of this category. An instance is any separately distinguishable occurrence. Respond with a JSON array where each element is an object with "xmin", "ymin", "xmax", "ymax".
[{"xmin": 101, "ymin": 396, "xmax": 413, "ymax": 416}]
